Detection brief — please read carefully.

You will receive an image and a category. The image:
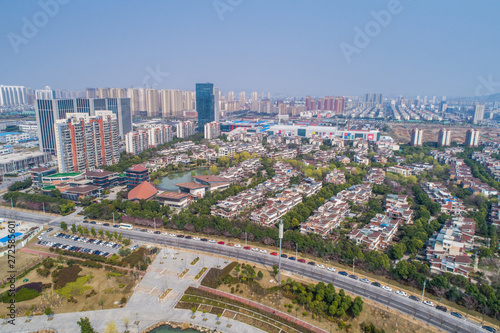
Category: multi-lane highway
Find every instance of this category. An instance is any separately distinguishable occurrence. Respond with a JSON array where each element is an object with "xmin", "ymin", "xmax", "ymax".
[{"xmin": 0, "ymin": 207, "xmax": 489, "ymax": 333}]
